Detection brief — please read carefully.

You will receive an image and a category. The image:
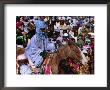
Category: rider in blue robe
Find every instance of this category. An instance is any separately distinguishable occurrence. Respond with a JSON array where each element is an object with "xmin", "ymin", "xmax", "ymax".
[{"xmin": 25, "ymin": 17, "xmax": 48, "ymax": 67}]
